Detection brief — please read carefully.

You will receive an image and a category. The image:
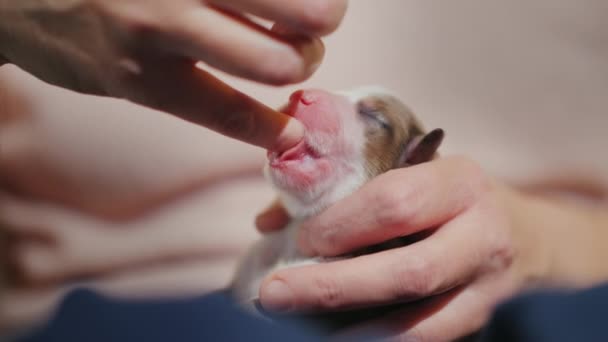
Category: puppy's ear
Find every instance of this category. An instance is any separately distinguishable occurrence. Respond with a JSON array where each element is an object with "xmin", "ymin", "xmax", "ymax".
[{"xmin": 397, "ymin": 128, "xmax": 444, "ymax": 167}]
